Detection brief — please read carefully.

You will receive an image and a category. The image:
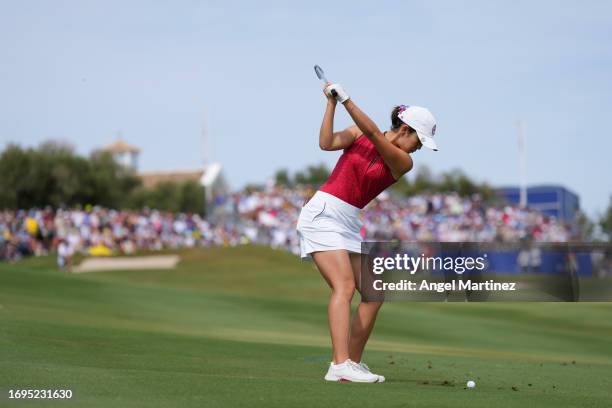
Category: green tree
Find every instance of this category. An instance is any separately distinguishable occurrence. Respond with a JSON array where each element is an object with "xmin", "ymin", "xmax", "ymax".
[
  {"xmin": 179, "ymin": 180, "xmax": 205, "ymax": 214},
  {"xmin": 294, "ymin": 163, "xmax": 330, "ymax": 187},
  {"xmin": 0, "ymin": 144, "xmax": 32, "ymax": 208},
  {"xmin": 389, "ymin": 165, "xmax": 496, "ymax": 201},
  {"xmin": 412, "ymin": 166, "xmax": 436, "ymax": 193},
  {"xmin": 274, "ymin": 168, "xmax": 292, "ymax": 187},
  {"xmin": 575, "ymin": 210, "xmax": 594, "ymax": 241},
  {"xmin": 389, "ymin": 174, "xmax": 411, "ymax": 195},
  {"xmin": 0, "ymin": 141, "xmax": 141, "ymax": 209},
  {"xmin": 144, "ymin": 182, "xmax": 181, "ymax": 212},
  {"xmin": 87, "ymin": 149, "xmax": 141, "ymax": 208},
  {"xmin": 127, "ymin": 180, "xmax": 205, "ymax": 214},
  {"xmin": 389, "ymin": 166, "xmax": 436, "ymax": 196}
]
